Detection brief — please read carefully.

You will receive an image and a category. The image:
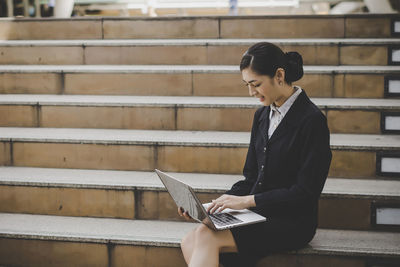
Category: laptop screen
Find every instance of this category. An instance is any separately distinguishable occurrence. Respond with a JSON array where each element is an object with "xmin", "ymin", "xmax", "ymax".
[{"xmin": 156, "ymin": 170, "xmax": 207, "ymax": 223}]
